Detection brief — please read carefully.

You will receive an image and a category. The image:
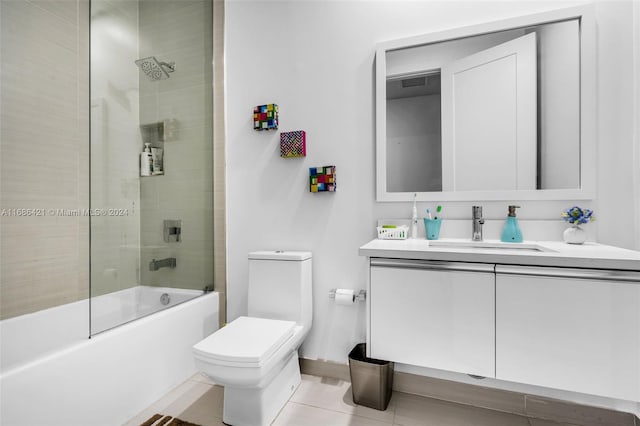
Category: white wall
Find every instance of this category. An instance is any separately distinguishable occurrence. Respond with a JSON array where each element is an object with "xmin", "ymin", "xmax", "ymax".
[
  {"xmin": 225, "ymin": 0, "xmax": 639, "ymax": 365},
  {"xmin": 635, "ymin": 1, "xmax": 640, "ymax": 251},
  {"xmin": 387, "ymin": 94, "xmax": 442, "ymax": 192},
  {"xmin": 595, "ymin": 0, "xmax": 638, "ymax": 250},
  {"xmin": 538, "ymin": 19, "xmax": 581, "ymax": 189}
]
